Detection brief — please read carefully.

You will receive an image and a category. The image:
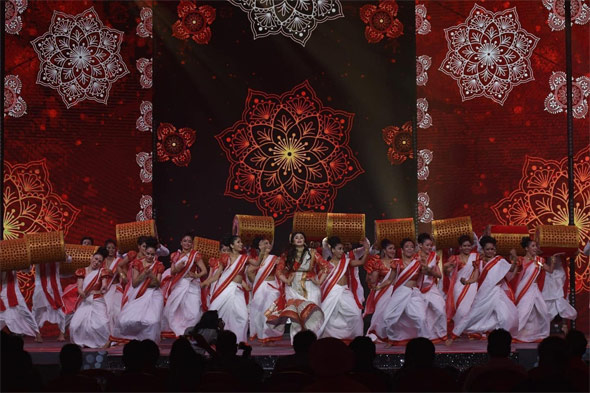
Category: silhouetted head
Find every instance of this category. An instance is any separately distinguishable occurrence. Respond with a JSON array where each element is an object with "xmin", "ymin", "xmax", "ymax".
[
  {"xmin": 566, "ymin": 329, "xmax": 588, "ymax": 359},
  {"xmin": 81, "ymin": 236, "xmax": 94, "ymax": 246},
  {"xmin": 309, "ymin": 338, "xmax": 354, "ymax": 377},
  {"xmin": 487, "ymin": 329, "xmax": 512, "ymax": 358},
  {"xmin": 538, "ymin": 336, "xmax": 569, "ymax": 369},
  {"xmin": 122, "ymin": 340, "xmax": 144, "ymax": 372},
  {"xmin": 170, "ymin": 337, "xmax": 197, "ymax": 370},
  {"xmin": 293, "ymin": 330, "xmax": 317, "ymax": 354},
  {"xmin": 141, "ymin": 339, "xmax": 160, "ymax": 370},
  {"xmin": 59, "ymin": 344, "xmax": 83, "ymax": 374},
  {"xmin": 216, "ymin": 330, "xmax": 237, "ymax": 357},
  {"xmin": 194, "ymin": 310, "xmax": 221, "ymax": 333},
  {"xmin": 349, "ymin": 336, "xmax": 377, "ymax": 369},
  {"xmin": 404, "ymin": 337, "xmax": 435, "ymax": 368}
]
